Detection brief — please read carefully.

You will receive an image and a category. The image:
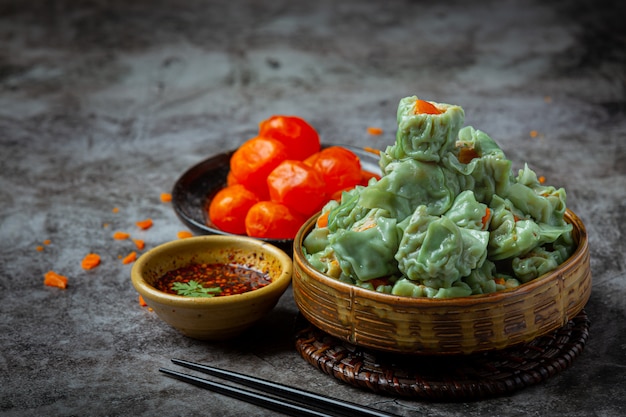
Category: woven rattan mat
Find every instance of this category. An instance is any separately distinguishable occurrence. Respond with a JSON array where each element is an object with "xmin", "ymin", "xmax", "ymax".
[{"xmin": 294, "ymin": 309, "xmax": 590, "ymax": 401}]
